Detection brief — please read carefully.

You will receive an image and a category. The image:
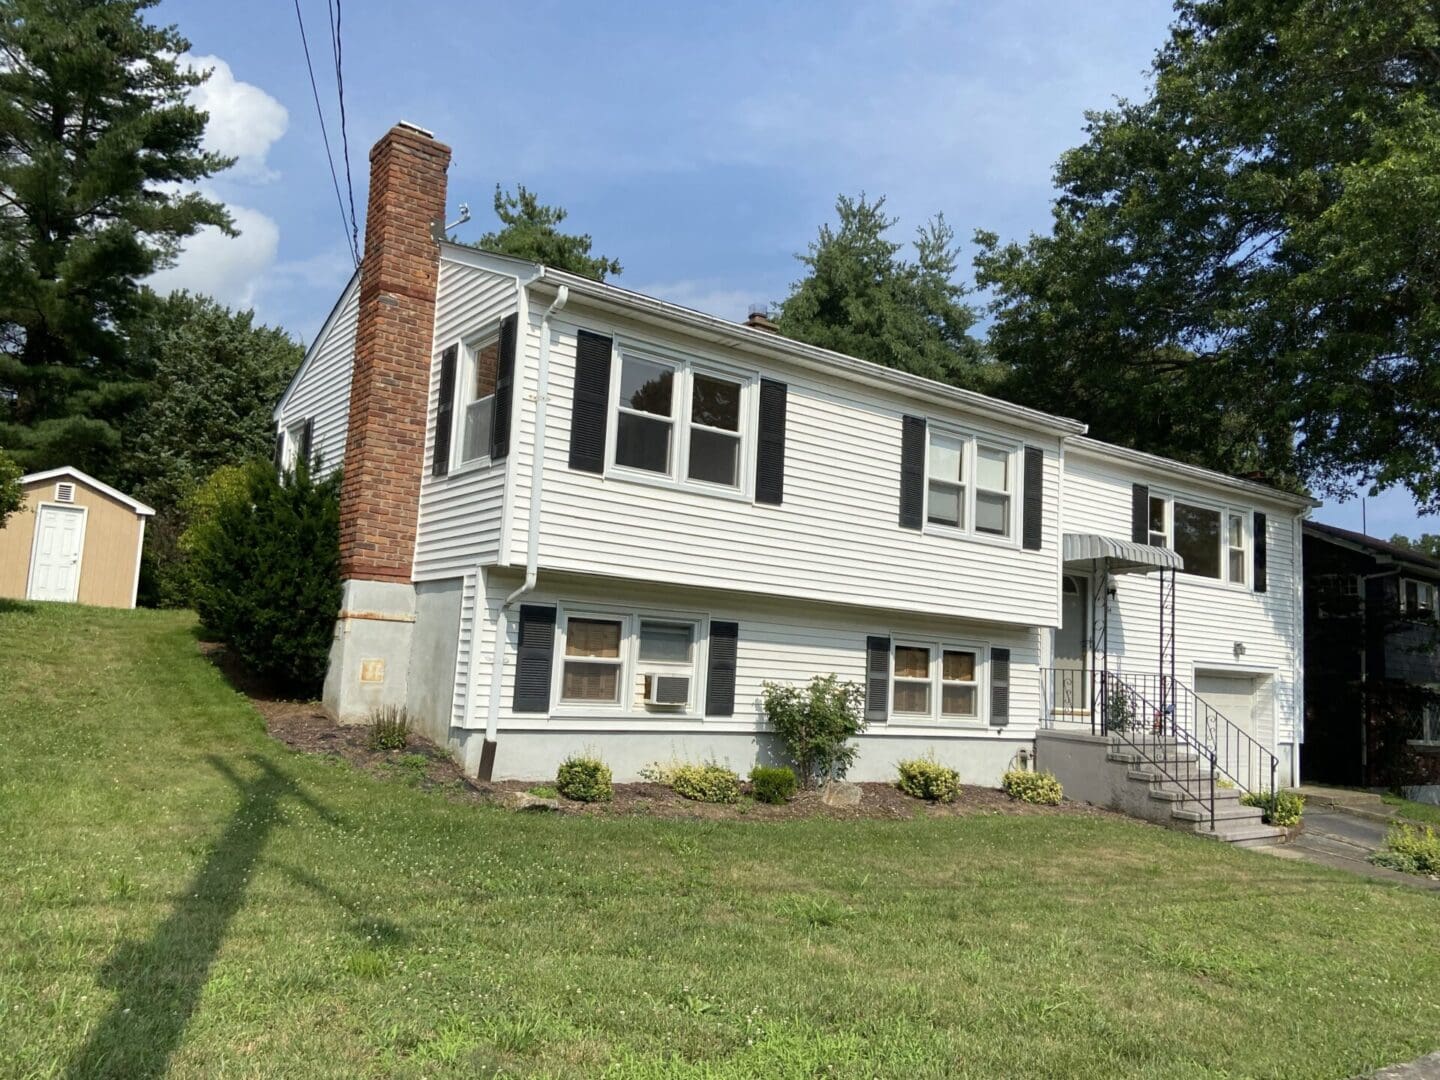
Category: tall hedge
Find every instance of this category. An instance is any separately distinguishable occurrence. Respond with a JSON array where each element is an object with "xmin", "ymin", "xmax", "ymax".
[{"xmin": 187, "ymin": 459, "xmax": 341, "ymax": 694}]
